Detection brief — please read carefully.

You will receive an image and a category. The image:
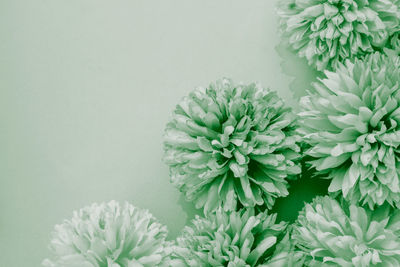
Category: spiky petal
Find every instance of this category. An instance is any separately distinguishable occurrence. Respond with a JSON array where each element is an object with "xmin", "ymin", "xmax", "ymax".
[
  {"xmin": 293, "ymin": 196, "xmax": 400, "ymax": 266},
  {"xmin": 299, "ymin": 53, "xmax": 400, "ymax": 209},
  {"xmin": 42, "ymin": 201, "xmax": 170, "ymax": 267},
  {"xmin": 173, "ymin": 208, "xmax": 291, "ymax": 266},
  {"xmin": 278, "ymin": 0, "xmax": 400, "ymax": 71},
  {"xmin": 163, "ymin": 78, "xmax": 301, "ymax": 213}
]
